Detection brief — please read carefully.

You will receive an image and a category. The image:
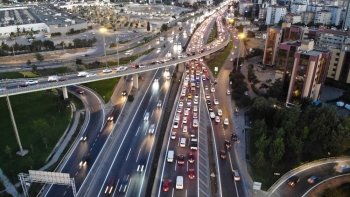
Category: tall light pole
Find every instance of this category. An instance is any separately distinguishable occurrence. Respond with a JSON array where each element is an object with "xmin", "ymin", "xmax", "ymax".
[
  {"xmin": 100, "ymin": 27, "xmax": 108, "ymax": 68},
  {"xmin": 116, "ymin": 36, "xmax": 119, "ymax": 67},
  {"xmin": 236, "ymin": 33, "xmax": 245, "ymax": 69},
  {"xmin": 65, "ymin": 24, "xmax": 68, "ymax": 37}
]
